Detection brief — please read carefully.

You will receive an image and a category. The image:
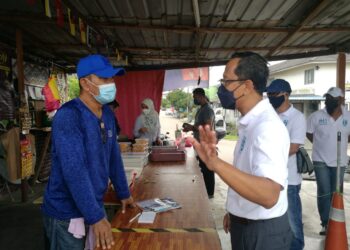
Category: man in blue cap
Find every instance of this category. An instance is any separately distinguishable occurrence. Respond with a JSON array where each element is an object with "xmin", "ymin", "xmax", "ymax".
[
  {"xmin": 266, "ymin": 79, "xmax": 306, "ymax": 250},
  {"xmin": 42, "ymin": 54, "xmax": 135, "ymax": 250}
]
